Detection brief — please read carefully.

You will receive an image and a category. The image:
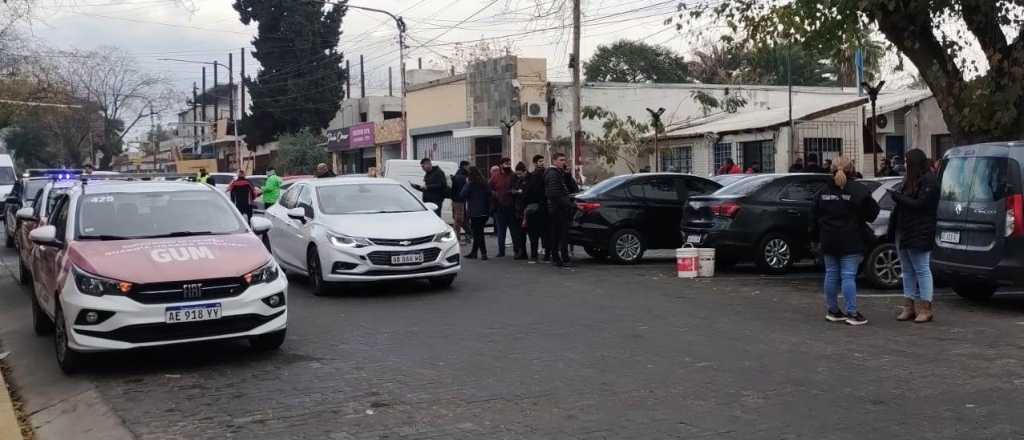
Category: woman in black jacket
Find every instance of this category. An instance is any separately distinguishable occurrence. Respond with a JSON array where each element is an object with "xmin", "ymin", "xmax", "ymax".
[
  {"xmin": 459, "ymin": 166, "xmax": 492, "ymax": 260},
  {"xmin": 812, "ymin": 156, "xmax": 880, "ymax": 326},
  {"xmin": 889, "ymin": 148, "xmax": 940, "ymax": 323}
]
